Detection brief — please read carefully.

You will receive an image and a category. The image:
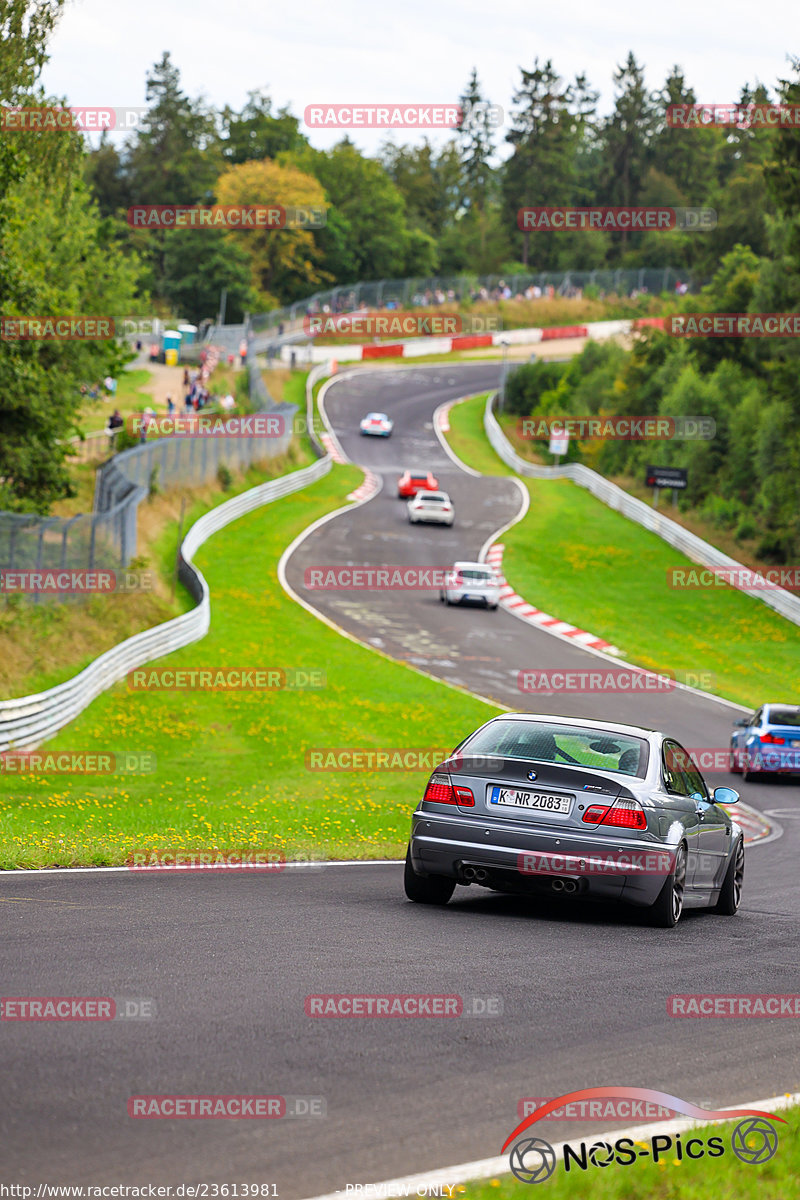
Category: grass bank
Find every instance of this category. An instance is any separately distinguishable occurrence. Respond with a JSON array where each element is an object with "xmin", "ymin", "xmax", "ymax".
[
  {"xmin": 0, "ymin": 460, "xmax": 499, "ymax": 868},
  {"xmin": 457, "ymin": 1102, "xmax": 797, "ymax": 1199},
  {"xmin": 445, "ymin": 394, "xmax": 799, "ymax": 709}
]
